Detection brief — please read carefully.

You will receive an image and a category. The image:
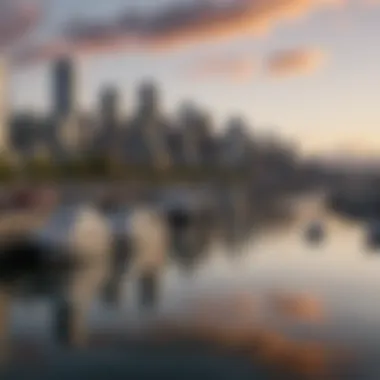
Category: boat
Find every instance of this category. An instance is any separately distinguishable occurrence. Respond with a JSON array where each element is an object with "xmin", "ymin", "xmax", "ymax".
[
  {"xmin": 31, "ymin": 204, "xmax": 112, "ymax": 266},
  {"xmin": 0, "ymin": 204, "xmax": 111, "ymax": 282}
]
